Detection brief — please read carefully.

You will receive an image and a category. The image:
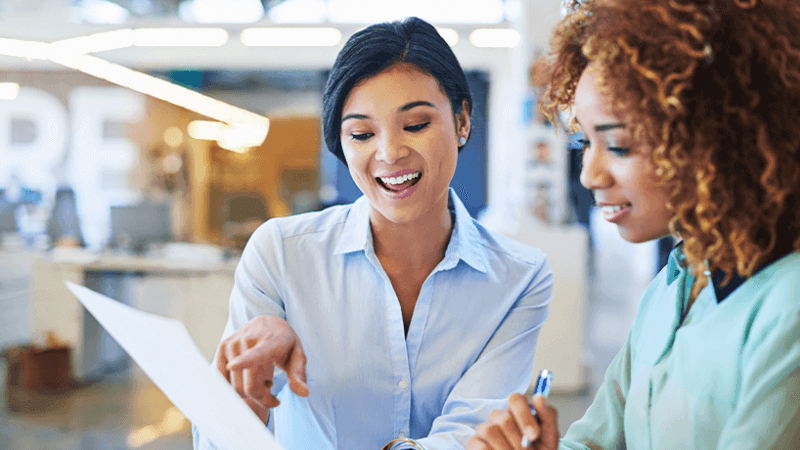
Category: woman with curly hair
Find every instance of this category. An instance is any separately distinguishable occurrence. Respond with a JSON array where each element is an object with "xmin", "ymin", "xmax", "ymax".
[{"xmin": 467, "ymin": 0, "xmax": 800, "ymax": 448}]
